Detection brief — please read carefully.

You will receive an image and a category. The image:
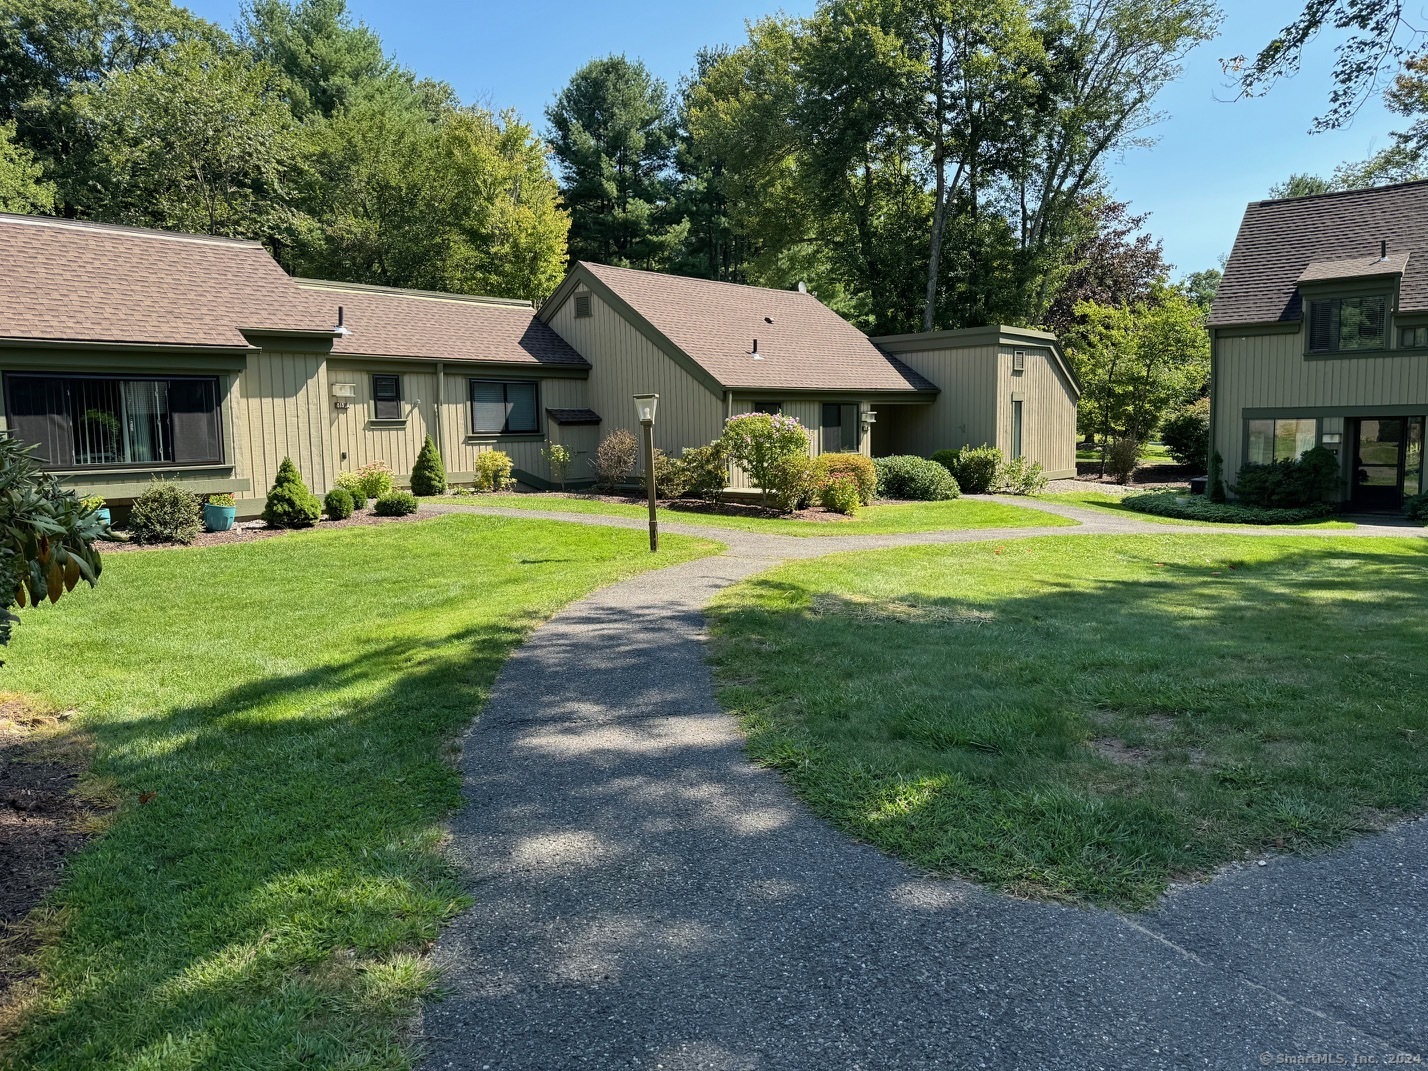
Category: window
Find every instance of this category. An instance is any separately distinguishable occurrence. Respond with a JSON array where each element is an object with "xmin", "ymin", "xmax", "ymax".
[
  {"xmin": 372, "ymin": 374, "xmax": 402, "ymax": 420},
  {"xmin": 820, "ymin": 403, "xmax": 859, "ymax": 453},
  {"xmin": 1011, "ymin": 400, "xmax": 1024, "ymax": 459},
  {"xmin": 1307, "ymin": 295, "xmax": 1386, "ymax": 353},
  {"xmin": 574, "ymin": 293, "xmax": 592, "ymax": 319},
  {"xmin": 470, "ymin": 380, "xmax": 539, "ymax": 434},
  {"xmin": 1247, "ymin": 418, "xmax": 1317, "ymax": 464},
  {"xmin": 753, "ymin": 401, "xmax": 782, "ymax": 414},
  {"xmin": 5, "ymin": 374, "xmax": 222, "ymax": 468},
  {"xmin": 1402, "ymin": 326, "xmax": 1428, "ymax": 349}
]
